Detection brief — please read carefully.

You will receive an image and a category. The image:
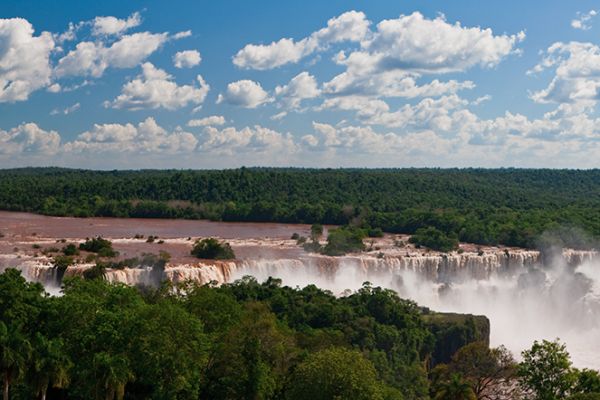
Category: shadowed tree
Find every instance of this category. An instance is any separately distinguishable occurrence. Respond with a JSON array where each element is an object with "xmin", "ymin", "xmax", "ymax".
[
  {"xmin": 518, "ymin": 339, "xmax": 577, "ymax": 400},
  {"xmin": 573, "ymin": 369, "xmax": 600, "ymax": 395},
  {"xmin": 28, "ymin": 334, "xmax": 72, "ymax": 400},
  {"xmin": 434, "ymin": 374, "xmax": 477, "ymax": 400},
  {"xmin": 448, "ymin": 342, "xmax": 516, "ymax": 399},
  {"xmin": 202, "ymin": 302, "xmax": 297, "ymax": 399},
  {"xmin": 0, "ymin": 322, "xmax": 32, "ymax": 400},
  {"xmin": 286, "ymin": 347, "xmax": 385, "ymax": 400},
  {"xmin": 94, "ymin": 352, "xmax": 134, "ymax": 400}
]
